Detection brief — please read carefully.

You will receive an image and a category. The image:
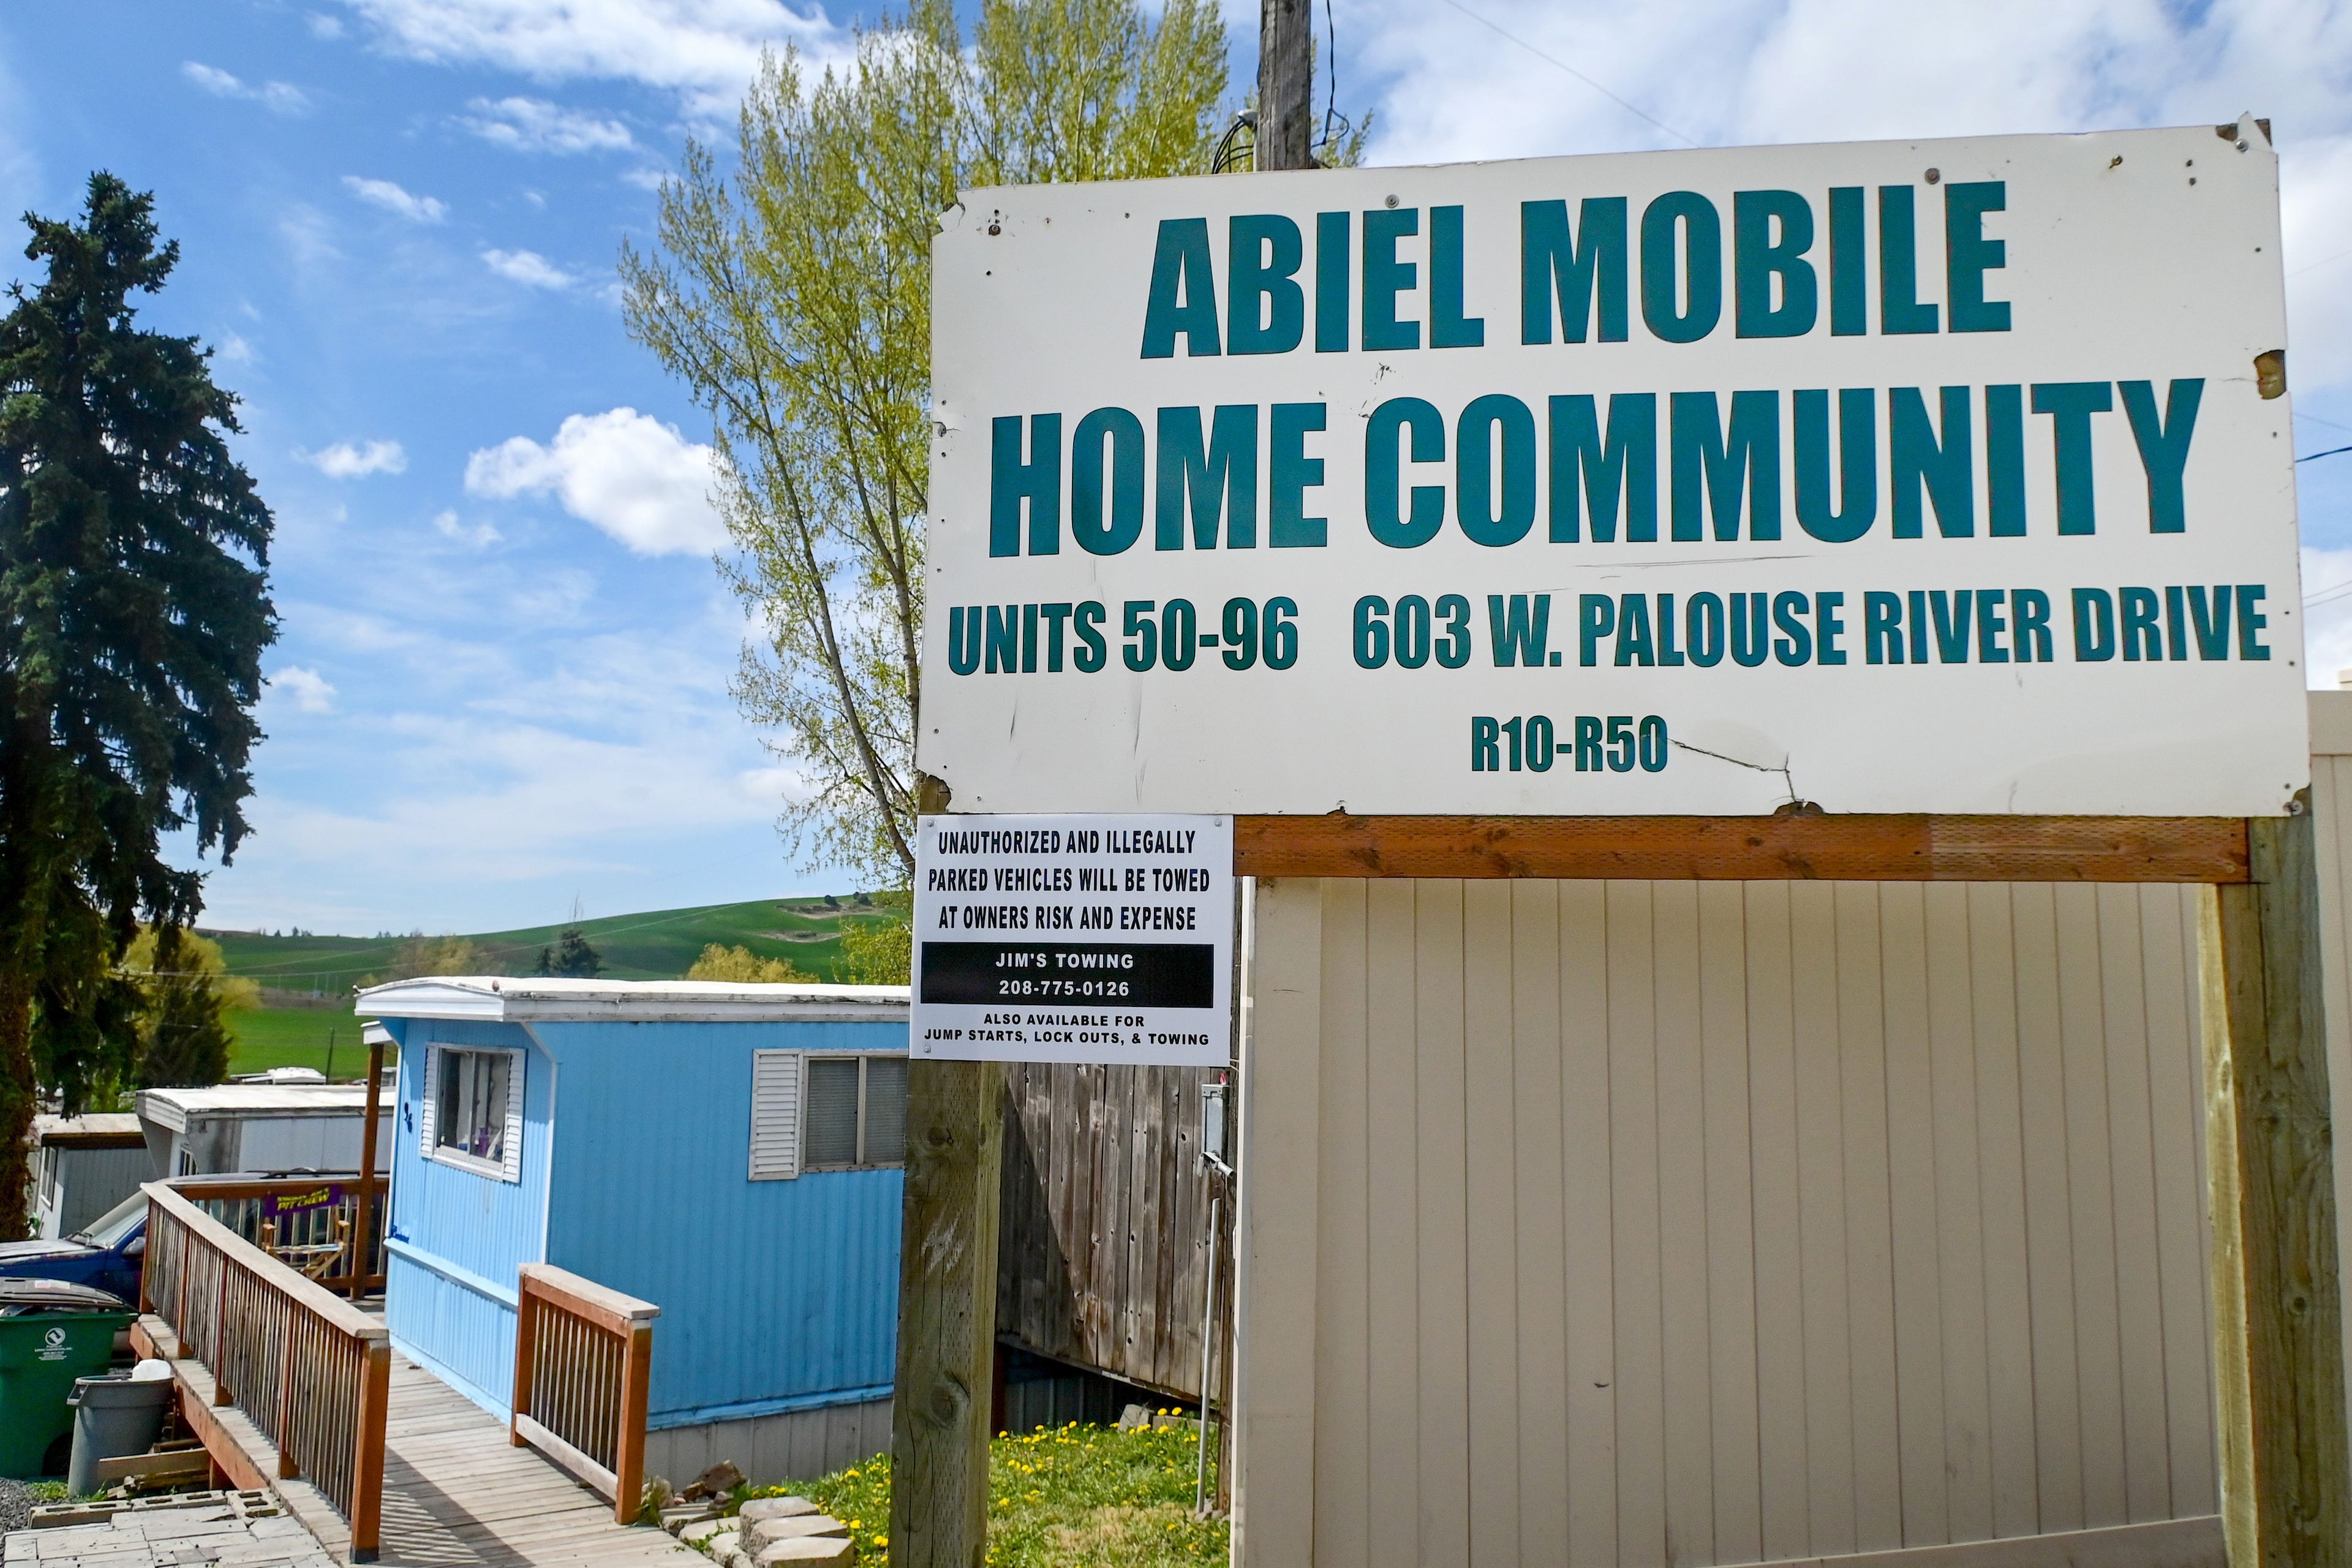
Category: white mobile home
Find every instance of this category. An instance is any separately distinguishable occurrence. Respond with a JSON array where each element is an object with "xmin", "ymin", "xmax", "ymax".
[
  {"xmin": 135, "ymin": 1084, "xmax": 393, "ymax": 1179},
  {"xmin": 33, "ymin": 1114, "xmax": 149, "ymax": 1240}
]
